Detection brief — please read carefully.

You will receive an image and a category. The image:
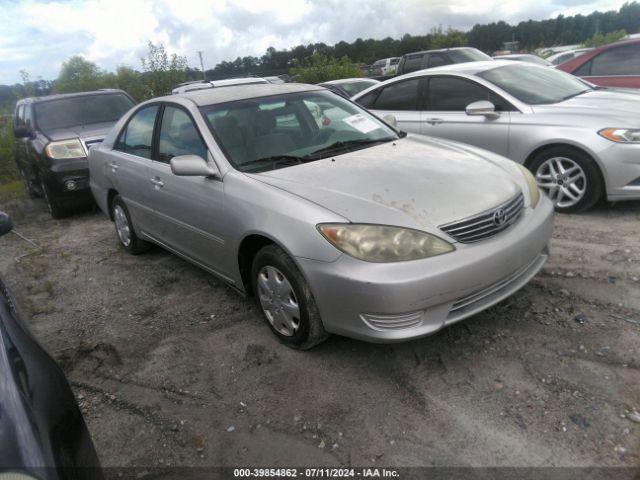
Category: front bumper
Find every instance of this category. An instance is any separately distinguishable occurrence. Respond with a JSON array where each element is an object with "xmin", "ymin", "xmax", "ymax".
[
  {"xmin": 297, "ymin": 197, "xmax": 554, "ymax": 343},
  {"xmin": 43, "ymin": 158, "xmax": 93, "ymax": 206},
  {"xmin": 598, "ymin": 142, "xmax": 640, "ymax": 201}
]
